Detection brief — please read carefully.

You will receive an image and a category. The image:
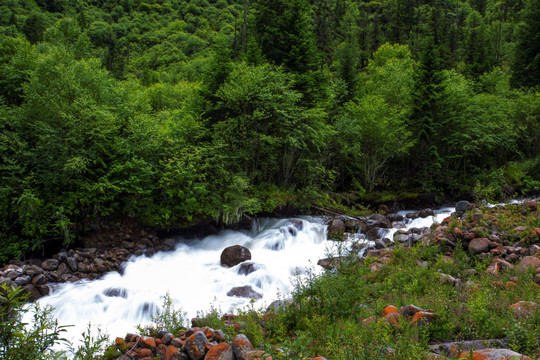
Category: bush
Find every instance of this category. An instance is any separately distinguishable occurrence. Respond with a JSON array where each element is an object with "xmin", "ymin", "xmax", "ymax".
[
  {"xmin": 0, "ymin": 283, "xmax": 67, "ymax": 359},
  {"xmin": 137, "ymin": 292, "xmax": 187, "ymax": 337}
]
